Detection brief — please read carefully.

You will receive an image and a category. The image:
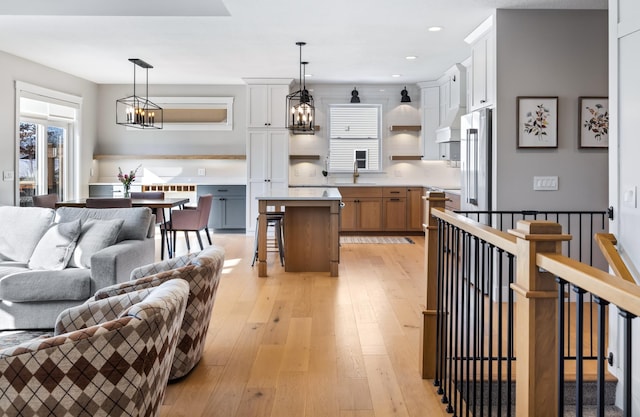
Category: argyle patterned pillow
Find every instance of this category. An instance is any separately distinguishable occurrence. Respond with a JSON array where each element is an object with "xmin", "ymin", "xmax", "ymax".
[
  {"xmin": 92, "ymin": 246, "xmax": 224, "ymax": 380},
  {"xmin": 0, "ymin": 279, "xmax": 189, "ymax": 417}
]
